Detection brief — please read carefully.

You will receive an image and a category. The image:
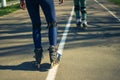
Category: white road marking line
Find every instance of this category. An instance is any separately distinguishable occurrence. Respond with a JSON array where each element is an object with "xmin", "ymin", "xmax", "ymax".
[
  {"xmin": 57, "ymin": 7, "xmax": 74, "ymax": 56},
  {"xmin": 45, "ymin": 64, "xmax": 59, "ymax": 80},
  {"xmin": 94, "ymin": 0, "xmax": 120, "ymax": 22},
  {"xmin": 45, "ymin": 7, "xmax": 74, "ymax": 80}
]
